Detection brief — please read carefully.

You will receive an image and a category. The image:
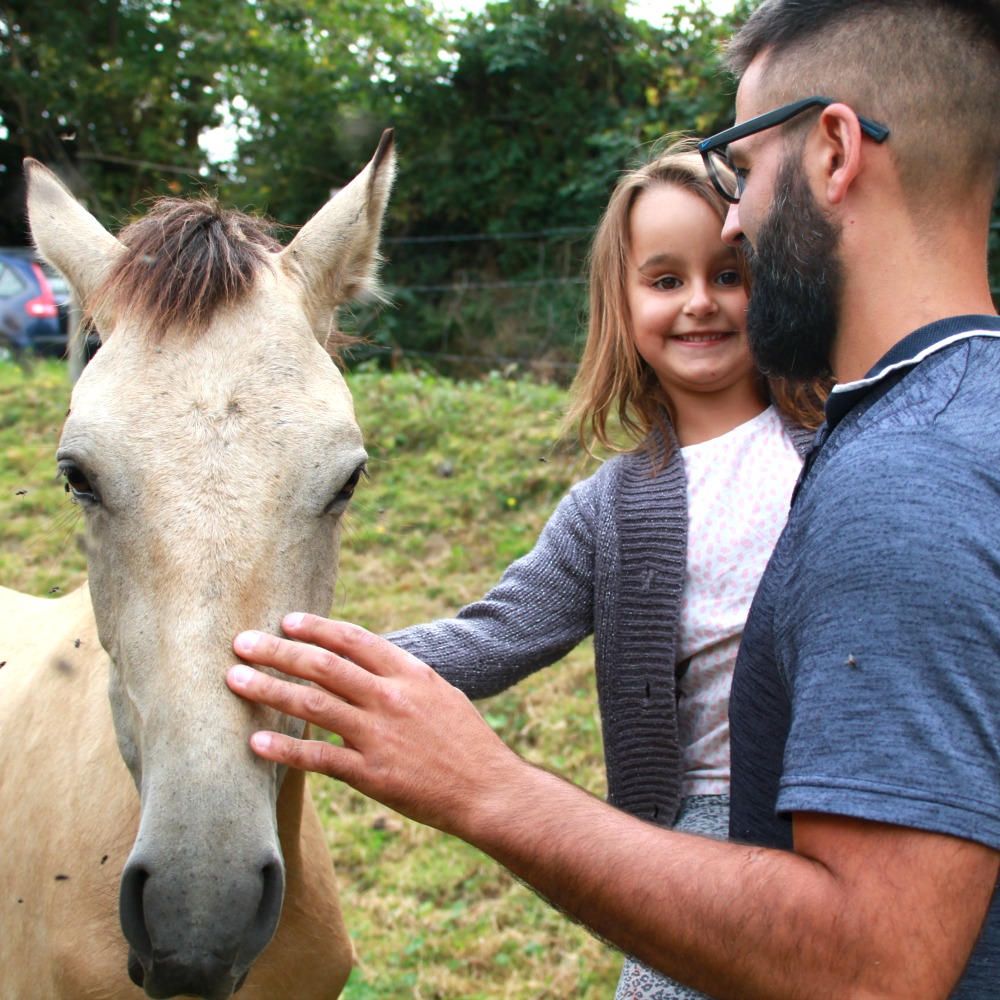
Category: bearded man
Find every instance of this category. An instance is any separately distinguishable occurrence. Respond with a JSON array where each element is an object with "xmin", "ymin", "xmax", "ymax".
[{"xmin": 227, "ymin": 2, "xmax": 1000, "ymax": 995}]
